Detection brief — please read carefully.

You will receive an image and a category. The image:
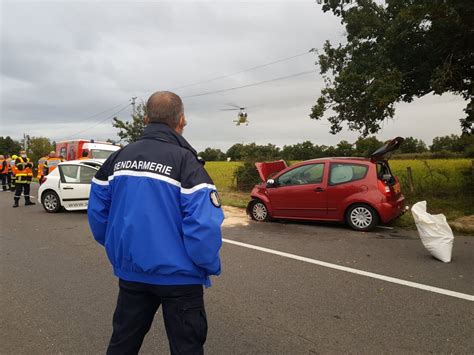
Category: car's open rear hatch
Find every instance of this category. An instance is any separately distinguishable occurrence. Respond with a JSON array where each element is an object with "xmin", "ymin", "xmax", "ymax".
[
  {"xmin": 255, "ymin": 160, "xmax": 288, "ymax": 181},
  {"xmin": 370, "ymin": 137, "xmax": 404, "ymax": 161}
]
